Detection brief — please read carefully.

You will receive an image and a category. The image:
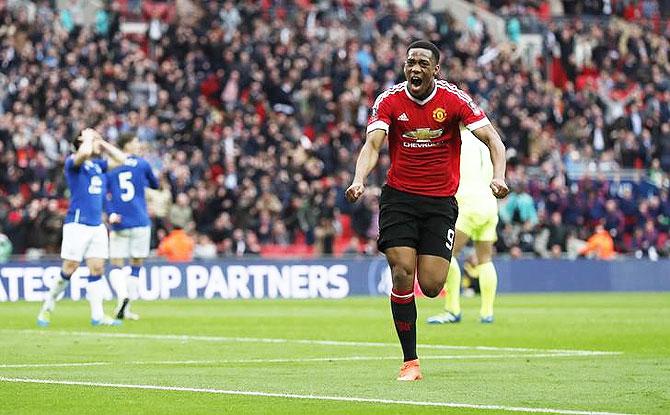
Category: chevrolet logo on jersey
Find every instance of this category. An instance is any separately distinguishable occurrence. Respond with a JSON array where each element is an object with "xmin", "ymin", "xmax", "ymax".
[{"xmin": 402, "ymin": 128, "xmax": 444, "ymax": 142}]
